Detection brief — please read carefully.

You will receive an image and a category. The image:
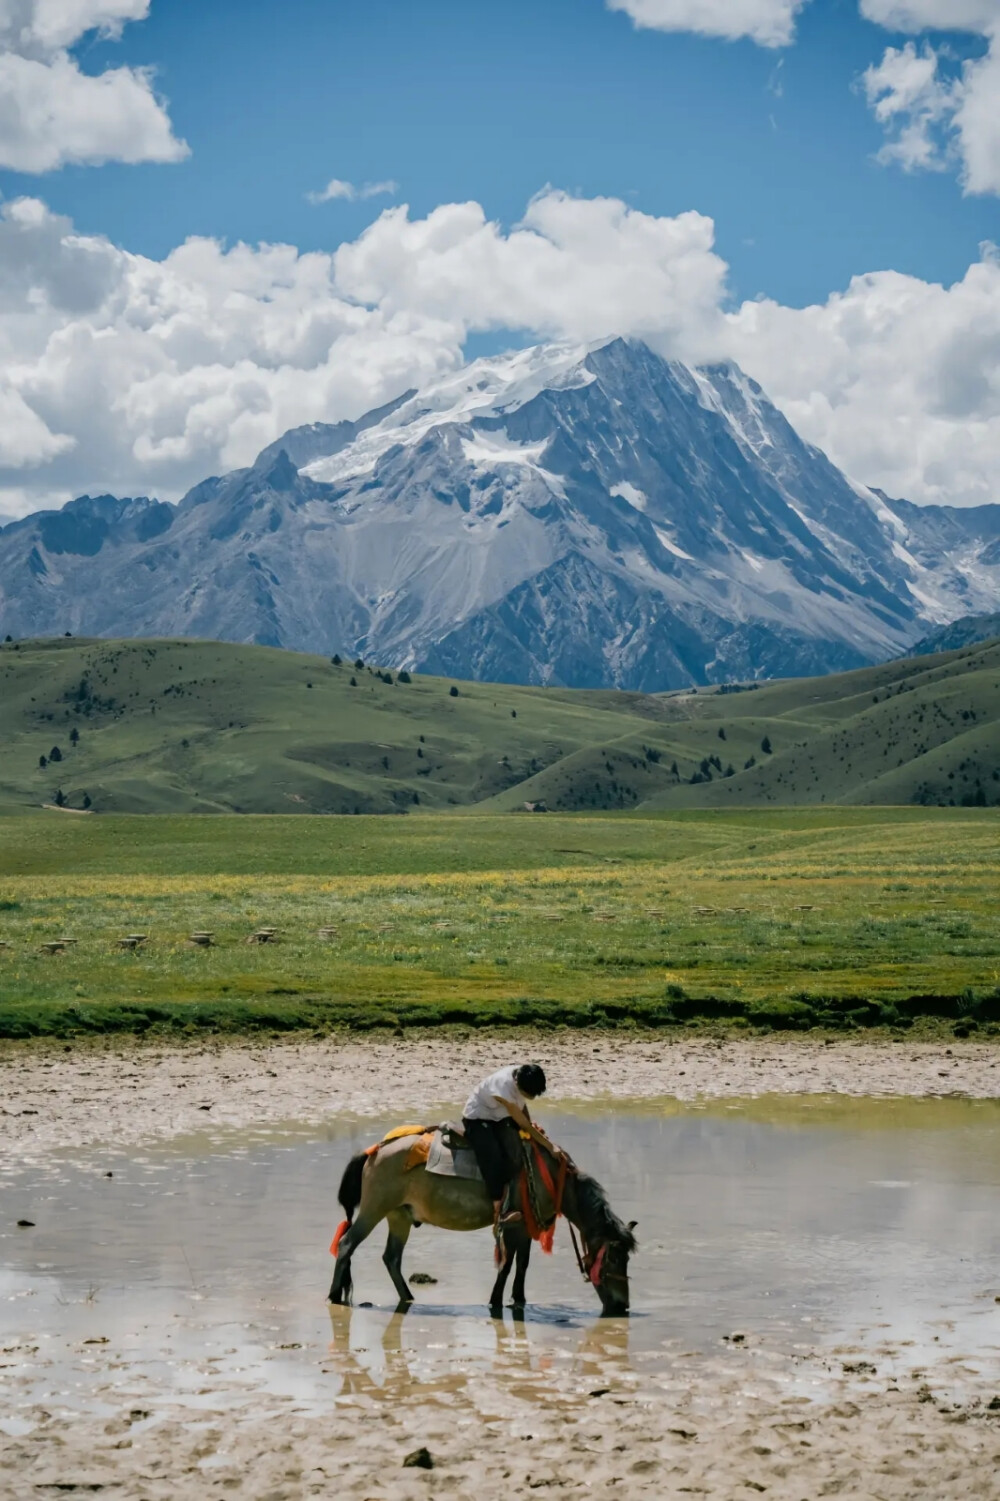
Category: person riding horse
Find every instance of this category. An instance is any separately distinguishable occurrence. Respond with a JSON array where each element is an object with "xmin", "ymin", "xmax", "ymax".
[
  {"xmin": 329, "ymin": 1056, "xmax": 637, "ymax": 1313},
  {"xmin": 462, "ymin": 1063, "xmax": 548, "ymax": 1225}
]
